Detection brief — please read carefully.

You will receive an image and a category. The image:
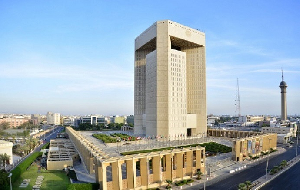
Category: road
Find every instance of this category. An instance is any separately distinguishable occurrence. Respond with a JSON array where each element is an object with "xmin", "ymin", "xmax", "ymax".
[
  {"xmin": 261, "ymin": 155, "xmax": 300, "ymax": 190},
  {"xmin": 189, "ymin": 144, "xmax": 299, "ymax": 190}
]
